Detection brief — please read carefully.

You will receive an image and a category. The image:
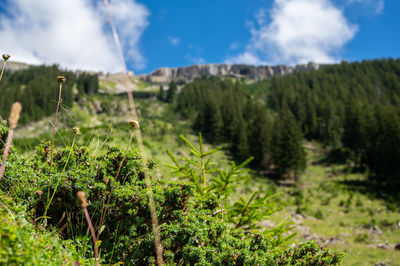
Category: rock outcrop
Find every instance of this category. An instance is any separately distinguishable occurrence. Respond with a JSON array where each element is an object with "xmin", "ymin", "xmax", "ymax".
[{"xmin": 140, "ymin": 62, "xmax": 320, "ymax": 84}]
